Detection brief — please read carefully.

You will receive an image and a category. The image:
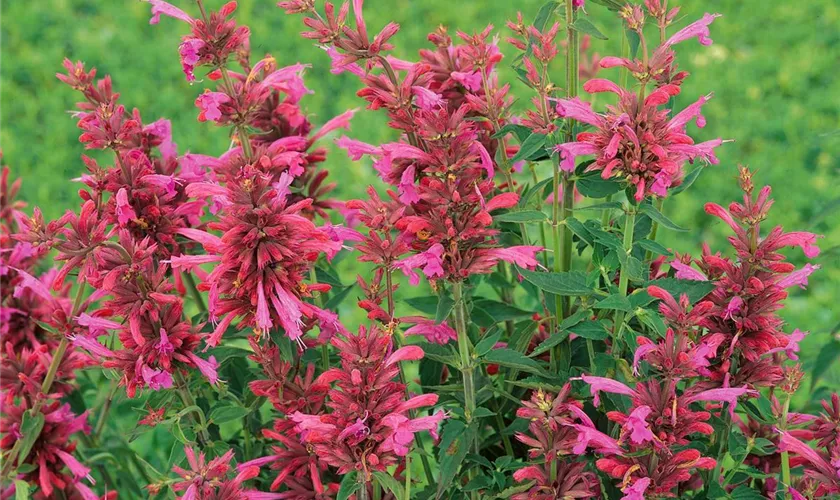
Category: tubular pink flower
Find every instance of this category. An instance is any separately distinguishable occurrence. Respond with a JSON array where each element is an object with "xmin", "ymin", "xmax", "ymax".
[
  {"xmin": 451, "ymin": 70, "xmax": 482, "ymax": 92},
  {"xmin": 412, "ymin": 86, "xmax": 444, "ymax": 110},
  {"xmin": 487, "ymin": 246, "xmax": 543, "ymax": 269},
  {"xmin": 554, "ymin": 97, "xmax": 602, "ymax": 127},
  {"xmin": 471, "ymin": 141, "xmax": 495, "ymax": 178},
  {"xmin": 621, "ymin": 477, "xmax": 651, "ymax": 500},
  {"xmin": 145, "ymin": 0, "xmax": 193, "ymax": 25},
  {"xmin": 166, "ymin": 254, "xmax": 221, "ymax": 271},
  {"xmin": 385, "ymin": 345, "xmax": 424, "ymax": 366},
  {"xmin": 664, "ymin": 13, "xmax": 721, "ymax": 48},
  {"xmin": 669, "ymin": 260, "xmax": 708, "ymax": 281},
  {"xmin": 115, "ymin": 188, "xmax": 137, "ymax": 226},
  {"xmin": 772, "ymin": 231, "xmax": 822, "ymax": 258},
  {"xmin": 687, "ymin": 386, "xmax": 755, "ymax": 418},
  {"xmin": 777, "ymin": 263, "xmax": 820, "ymax": 289},
  {"xmin": 394, "ymin": 244, "xmax": 445, "ymax": 285},
  {"xmin": 404, "ymin": 318, "xmax": 457, "ymax": 344},
  {"xmin": 554, "ymin": 142, "xmax": 600, "ymax": 172},
  {"xmin": 398, "ymin": 164, "xmax": 420, "ymax": 204},
  {"xmin": 155, "ymin": 328, "xmax": 175, "ymax": 356},
  {"xmin": 195, "ymin": 91, "xmax": 231, "ymax": 123},
  {"xmin": 269, "ymin": 284, "xmax": 304, "ymax": 341},
  {"xmin": 336, "ymin": 136, "xmax": 381, "ymax": 160},
  {"xmin": 54, "ymin": 449, "xmax": 92, "ymax": 482},
  {"xmin": 777, "ymin": 431, "xmax": 837, "ymax": 480},
  {"xmin": 72, "ymin": 334, "xmax": 116, "ymax": 359},
  {"xmin": 178, "ymin": 38, "xmax": 205, "ymax": 81},
  {"xmin": 75, "ymin": 313, "xmax": 122, "ymax": 332},
  {"xmin": 11, "ymin": 268, "xmax": 53, "ymax": 302},
  {"xmin": 176, "ymin": 228, "xmax": 224, "ymax": 253},
  {"xmin": 141, "ymin": 365, "xmax": 174, "ymax": 391},
  {"xmin": 581, "ymin": 375, "xmax": 637, "ymax": 407},
  {"xmin": 186, "ymin": 352, "xmax": 219, "ymax": 385},
  {"xmin": 625, "ymin": 406, "xmax": 655, "ymax": 444},
  {"xmin": 485, "ymin": 192, "xmax": 519, "ymax": 212},
  {"xmin": 572, "ymin": 424, "xmax": 623, "ymax": 455},
  {"xmin": 582, "ymin": 78, "xmax": 626, "ymax": 96},
  {"xmin": 311, "ymin": 109, "xmax": 357, "ymax": 142},
  {"xmin": 766, "ymin": 329, "xmax": 808, "ymax": 361},
  {"xmin": 669, "ymin": 94, "xmax": 713, "ymax": 131},
  {"xmin": 321, "ymin": 45, "xmax": 366, "ymax": 77}
]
